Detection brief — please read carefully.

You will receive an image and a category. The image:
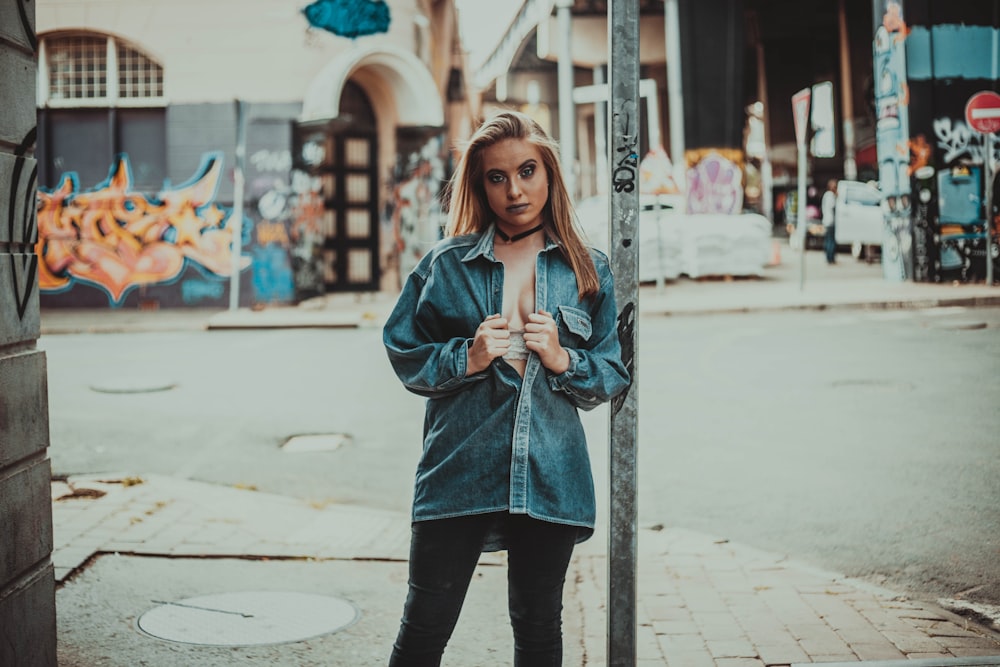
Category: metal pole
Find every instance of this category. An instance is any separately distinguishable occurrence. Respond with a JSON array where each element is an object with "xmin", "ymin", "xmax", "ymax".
[
  {"xmin": 229, "ymin": 99, "xmax": 246, "ymax": 311},
  {"xmin": 987, "ymin": 132, "xmax": 995, "ymax": 287},
  {"xmin": 664, "ymin": 0, "xmax": 686, "ymax": 193},
  {"xmin": 838, "ymin": 0, "xmax": 857, "ymax": 181},
  {"xmin": 608, "ymin": 0, "xmax": 640, "ymax": 664},
  {"xmin": 594, "ymin": 66, "xmax": 608, "ymax": 195},
  {"xmin": 557, "ymin": 0, "xmax": 576, "ymax": 200},
  {"xmin": 797, "ymin": 138, "xmax": 807, "ymax": 291},
  {"xmin": 792, "ymin": 88, "xmax": 810, "ymax": 291}
]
